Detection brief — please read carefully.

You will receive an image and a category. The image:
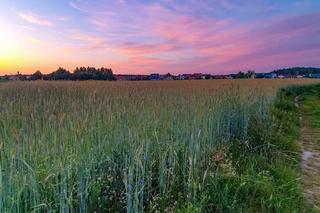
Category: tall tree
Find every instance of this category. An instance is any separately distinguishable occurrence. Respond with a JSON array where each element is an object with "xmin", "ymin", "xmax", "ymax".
[{"xmin": 31, "ymin": 70, "xmax": 43, "ymax": 80}]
